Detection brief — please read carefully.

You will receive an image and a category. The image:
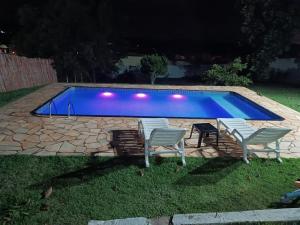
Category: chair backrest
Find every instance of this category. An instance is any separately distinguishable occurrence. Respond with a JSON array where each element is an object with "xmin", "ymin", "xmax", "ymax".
[
  {"xmin": 140, "ymin": 118, "xmax": 169, "ymax": 130},
  {"xmin": 148, "ymin": 128, "xmax": 186, "ymax": 146},
  {"xmin": 246, "ymin": 128, "xmax": 291, "ymax": 145}
]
